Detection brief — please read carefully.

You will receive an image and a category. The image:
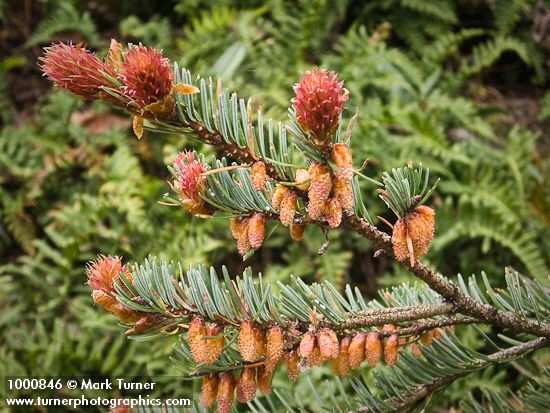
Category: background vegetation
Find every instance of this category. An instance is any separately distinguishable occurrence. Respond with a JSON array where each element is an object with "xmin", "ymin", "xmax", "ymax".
[{"xmin": 1, "ymin": 0, "xmax": 549, "ymax": 411}]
